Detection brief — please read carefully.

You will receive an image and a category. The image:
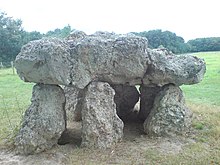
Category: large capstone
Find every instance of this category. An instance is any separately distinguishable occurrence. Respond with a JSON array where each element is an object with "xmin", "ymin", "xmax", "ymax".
[
  {"xmin": 143, "ymin": 84, "xmax": 192, "ymax": 137},
  {"xmin": 143, "ymin": 49, "xmax": 206, "ymax": 86},
  {"xmin": 111, "ymin": 84, "xmax": 139, "ymax": 120},
  {"xmin": 14, "ymin": 31, "xmax": 206, "ymax": 155},
  {"xmin": 15, "ymin": 84, "xmax": 66, "ymax": 155},
  {"xmin": 15, "ymin": 38, "xmax": 73, "ymax": 86},
  {"xmin": 81, "ymin": 82, "xmax": 124, "ymax": 149},
  {"xmin": 15, "ymin": 31, "xmax": 206, "ymax": 88}
]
